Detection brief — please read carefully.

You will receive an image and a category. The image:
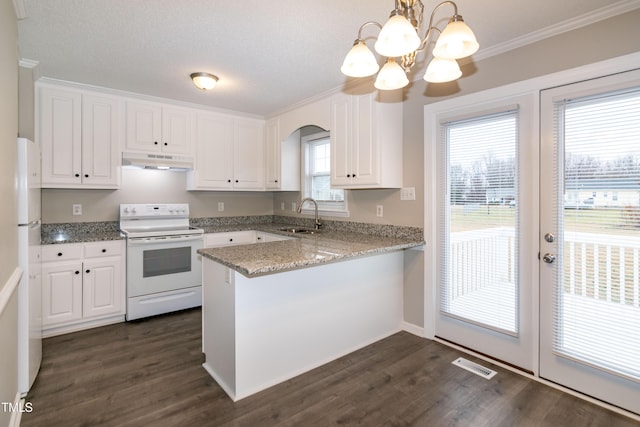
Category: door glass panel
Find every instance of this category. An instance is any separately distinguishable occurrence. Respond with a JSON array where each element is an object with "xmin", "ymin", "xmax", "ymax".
[
  {"xmin": 143, "ymin": 246, "xmax": 191, "ymax": 278},
  {"xmin": 440, "ymin": 110, "xmax": 519, "ymax": 335},
  {"xmin": 553, "ymin": 87, "xmax": 640, "ymax": 381}
]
